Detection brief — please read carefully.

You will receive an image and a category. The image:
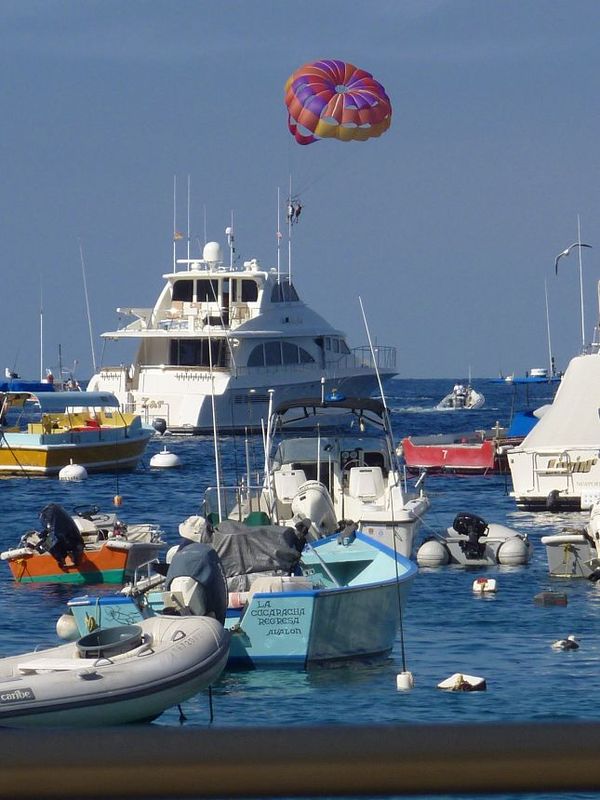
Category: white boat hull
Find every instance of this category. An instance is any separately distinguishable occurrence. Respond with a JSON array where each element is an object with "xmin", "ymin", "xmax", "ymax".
[{"xmin": 90, "ymin": 368, "xmax": 392, "ymax": 434}]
